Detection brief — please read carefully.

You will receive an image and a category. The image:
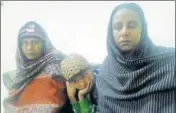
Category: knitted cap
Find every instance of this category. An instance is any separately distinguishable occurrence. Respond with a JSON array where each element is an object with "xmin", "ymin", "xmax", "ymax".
[{"xmin": 60, "ymin": 54, "xmax": 90, "ymax": 80}]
